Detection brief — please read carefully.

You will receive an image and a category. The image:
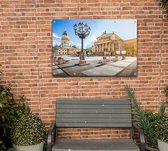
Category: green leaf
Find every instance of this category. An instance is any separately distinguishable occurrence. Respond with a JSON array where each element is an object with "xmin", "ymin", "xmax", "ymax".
[
  {"xmin": 125, "ymin": 85, "xmax": 158, "ymax": 148},
  {"xmin": 8, "ymin": 148, "xmax": 16, "ymax": 151}
]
